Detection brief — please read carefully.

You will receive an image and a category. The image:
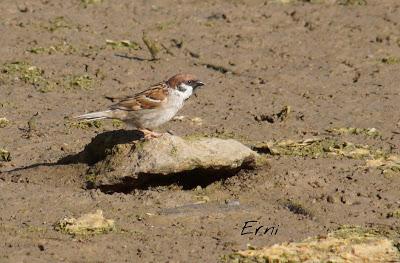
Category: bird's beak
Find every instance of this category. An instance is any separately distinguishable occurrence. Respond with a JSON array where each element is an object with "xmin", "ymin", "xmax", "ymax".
[
  {"xmin": 194, "ymin": 81, "xmax": 205, "ymax": 89},
  {"xmin": 193, "ymin": 81, "xmax": 204, "ymax": 98},
  {"xmin": 192, "ymin": 81, "xmax": 204, "ymax": 98}
]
